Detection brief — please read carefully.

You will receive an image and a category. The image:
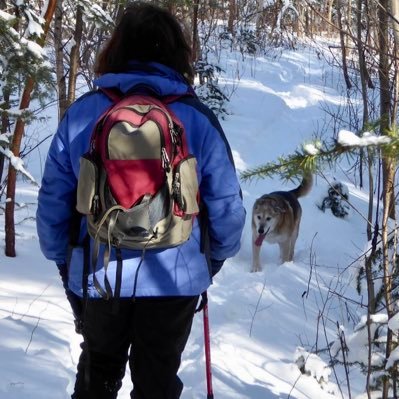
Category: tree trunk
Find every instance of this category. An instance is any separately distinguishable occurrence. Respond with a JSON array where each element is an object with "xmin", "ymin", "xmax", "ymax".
[
  {"xmin": 364, "ymin": 182, "xmax": 377, "ymax": 399},
  {"xmin": 54, "ymin": 0, "xmax": 68, "ymax": 120},
  {"xmin": 295, "ymin": 3, "xmax": 304, "ymax": 37},
  {"xmin": 381, "ymin": 162, "xmax": 395, "ymax": 399},
  {"xmin": 391, "ymin": 0, "xmax": 399, "ymax": 46},
  {"xmin": 337, "ymin": 0, "xmax": 352, "ymax": 89},
  {"xmin": 326, "ymin": 0, "xmax": 334, "ymax": 35},
  {"xmin": 390, "ymin": 0, "xmax": 399, "ymax": 128},
  {"xmin": 304, "ymin": 7, "xmax": 311, "ymax": 37},
  {"xmin": 192, "ymin": 0, "xmax": 200, "ymax": 65},
  {"xmin": 1, "ymin": 0, "xmax": 17, "ymax": 192},
  {"xmin": 355, "ymin": 0, "xmax": 372, "ymax": 230},
  {"xmin": 4, "ymin": 0, "xmax": 57, "ymax": 257},
  {"xmin": 227, "ymin": 0, "xmax": 236, "ymax": 34},
  {"xmin": 378, "ymin": 0, "xmax": 395, "ymax": 222},
  {"xmin": 346, "ymin": 0, "xmax": 352, "ymax": 49},
  {"xmin": 0, "ymin": 88, "xmax": 10, "ymax": 191},
  {"xmin": 356, "ymin": 0, "xmax": 370, "ymax": 131},
  {"xmin": 255, "ymin": 0, "xmax": 264, "ymax": 33},
  {"xmin": 67, "ymin": 4, "xmax": 83, "ymax": 105},
  {"xmin": 378, "ymin": 2, "xmax": 395, "ymax": 395}
]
